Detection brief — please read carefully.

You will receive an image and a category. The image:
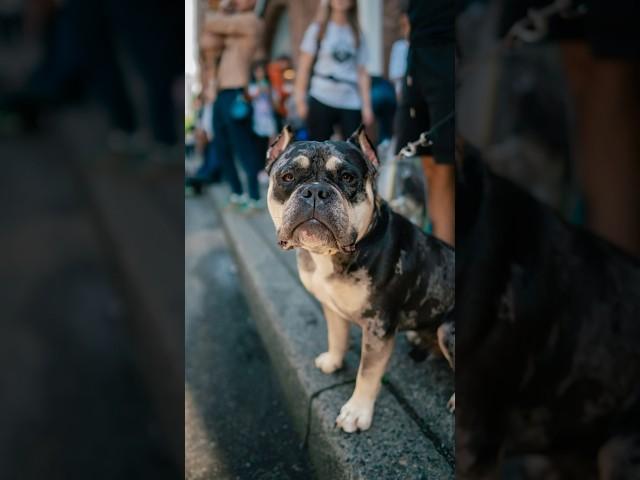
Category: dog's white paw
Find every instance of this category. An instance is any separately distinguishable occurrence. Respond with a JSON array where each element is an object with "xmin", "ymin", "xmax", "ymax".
[
  {"xmin": 447, "ymin": 393, "xmax": 455, "ymax": 413},
  {"xmin": 314, "ymin": 352, "xmax": 343, "ymax": 374},
  {"xmin": 336, "ymin": 398, "xmax": 374, "ymax": 433}
]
